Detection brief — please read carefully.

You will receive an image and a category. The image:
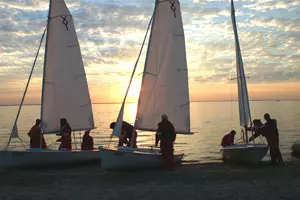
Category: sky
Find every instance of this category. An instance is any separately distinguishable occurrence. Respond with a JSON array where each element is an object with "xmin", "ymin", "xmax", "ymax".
[{"xmin": 0, "ymin": 0, "xmax": 299, "ymax": 105}]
